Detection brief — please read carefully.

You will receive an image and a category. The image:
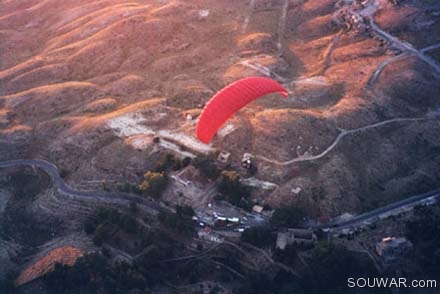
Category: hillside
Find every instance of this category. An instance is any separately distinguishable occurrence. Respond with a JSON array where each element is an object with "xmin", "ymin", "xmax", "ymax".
[
  {"xmin": 1, "ymin": 0, "xmax": 440, "ymax": 237},
  {"xmin": 1, "ymin": 0, "xmax": 440, "ymax": 293}
]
